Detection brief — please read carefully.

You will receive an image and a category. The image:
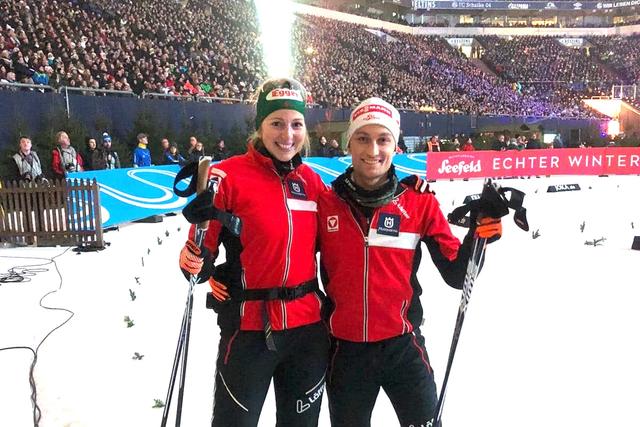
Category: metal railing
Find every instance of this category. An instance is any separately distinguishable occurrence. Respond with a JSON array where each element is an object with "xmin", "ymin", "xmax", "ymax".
[
  {"xmin": 0, "ymin": 81, "xmax": 56, "ymax": 92},
  {"xmin": 141, "ymin": 91, "xmax": 246, "ymax": 104},
  {"xmin": 0, "ymin": 81, "xmax": 248, "ymax": 104},
  {"xmin": 62, "ymin": 86, "xmax": 137, "ymax": 97}
]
